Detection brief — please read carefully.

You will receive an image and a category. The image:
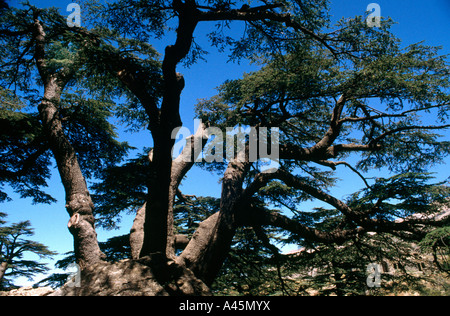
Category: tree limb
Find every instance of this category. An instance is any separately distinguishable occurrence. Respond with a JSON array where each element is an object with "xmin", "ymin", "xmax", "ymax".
[
  {"xmin": 370, "ymin": 124, "xmax": 450, "ymax": 146},
  {"xmin": 315, "ymin": 160, "xmax": 370, "ymax": 188},
  {"xmin": 240, "ymin": 205, "xmax": 365, "ymax": 244},
  {"xmin": 242, "ymin": 169, "xmax": 360, "ymax": 221},
  {"xmin": 279, "ymin": 142, "xmax": 382, "ymax": 162},
  {"xmin": 310, "ymin": 94, "xmax": 347, "ymax": 153},
  {"xmin": 197, "ymin": 6, "xmax": 338, "ymax": 57}
]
